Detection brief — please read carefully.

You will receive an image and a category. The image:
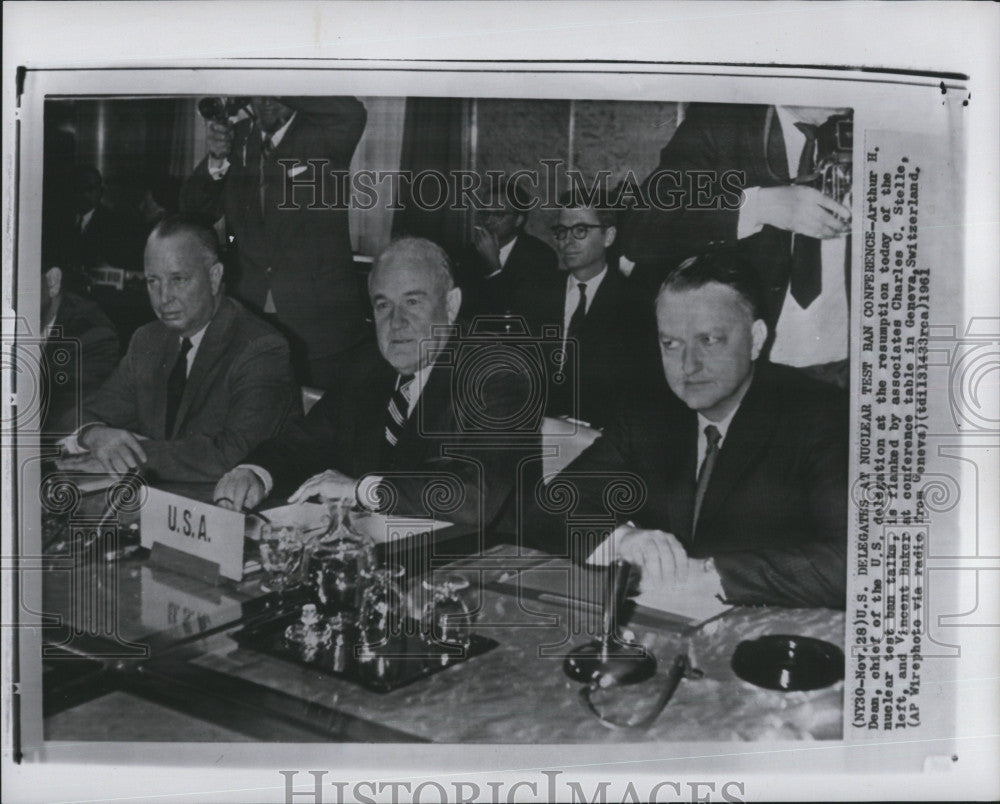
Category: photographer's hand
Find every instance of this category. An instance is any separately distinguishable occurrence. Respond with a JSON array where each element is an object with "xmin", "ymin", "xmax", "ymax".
[{"xmin": 206, "ymin": 119, "xmax": 235, "ymax": 162}]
